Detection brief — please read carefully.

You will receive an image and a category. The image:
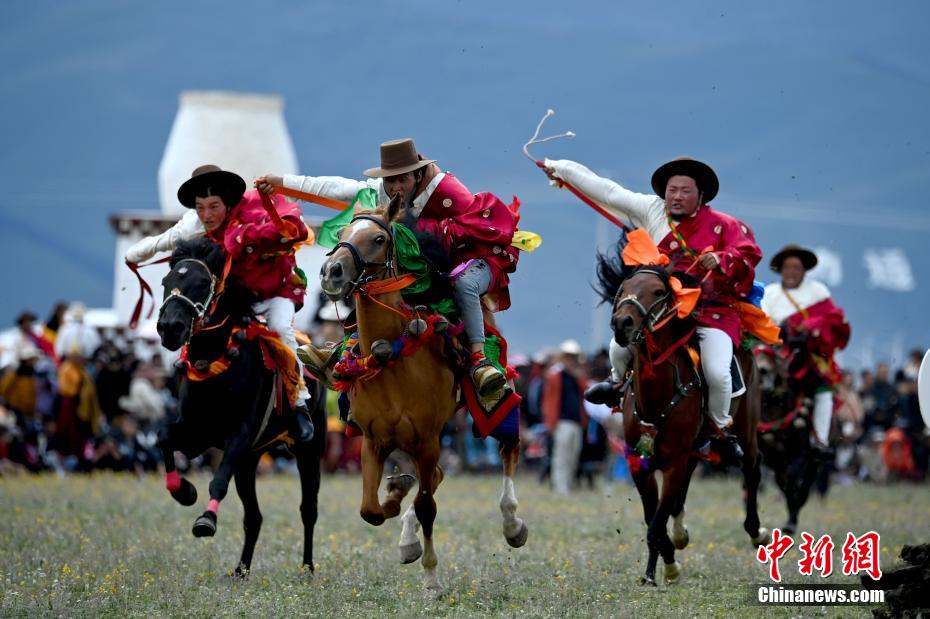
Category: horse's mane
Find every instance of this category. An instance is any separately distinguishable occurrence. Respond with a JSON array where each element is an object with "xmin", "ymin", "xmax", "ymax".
[
  {"xmin": 593, "ymin": 231, "xmax": 633, "ymax": 305},
  {"xmin": 171, "ymin": 237, "xmax": 227, "ymax": 275}
]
